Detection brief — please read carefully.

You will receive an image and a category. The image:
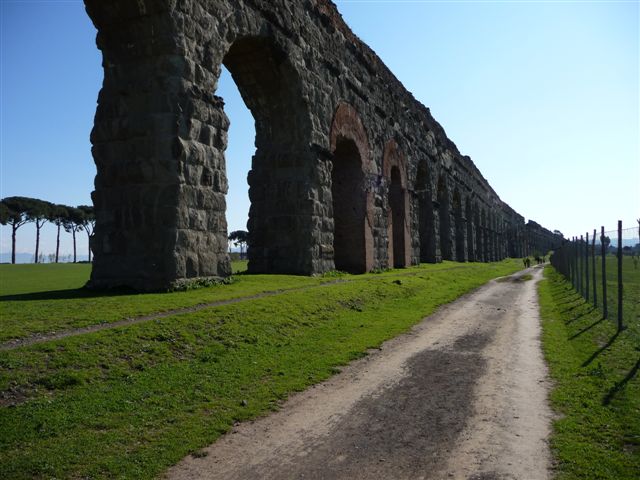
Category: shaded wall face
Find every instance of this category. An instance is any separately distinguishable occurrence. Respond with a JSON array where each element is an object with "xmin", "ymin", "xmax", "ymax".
[
  {"xmin": 332, "ymin": 139, "xmax": 367, "ymax": 274},
  {"xmin": 86, "ymin": 2, "xmax": 233, "ymax": 290}
]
